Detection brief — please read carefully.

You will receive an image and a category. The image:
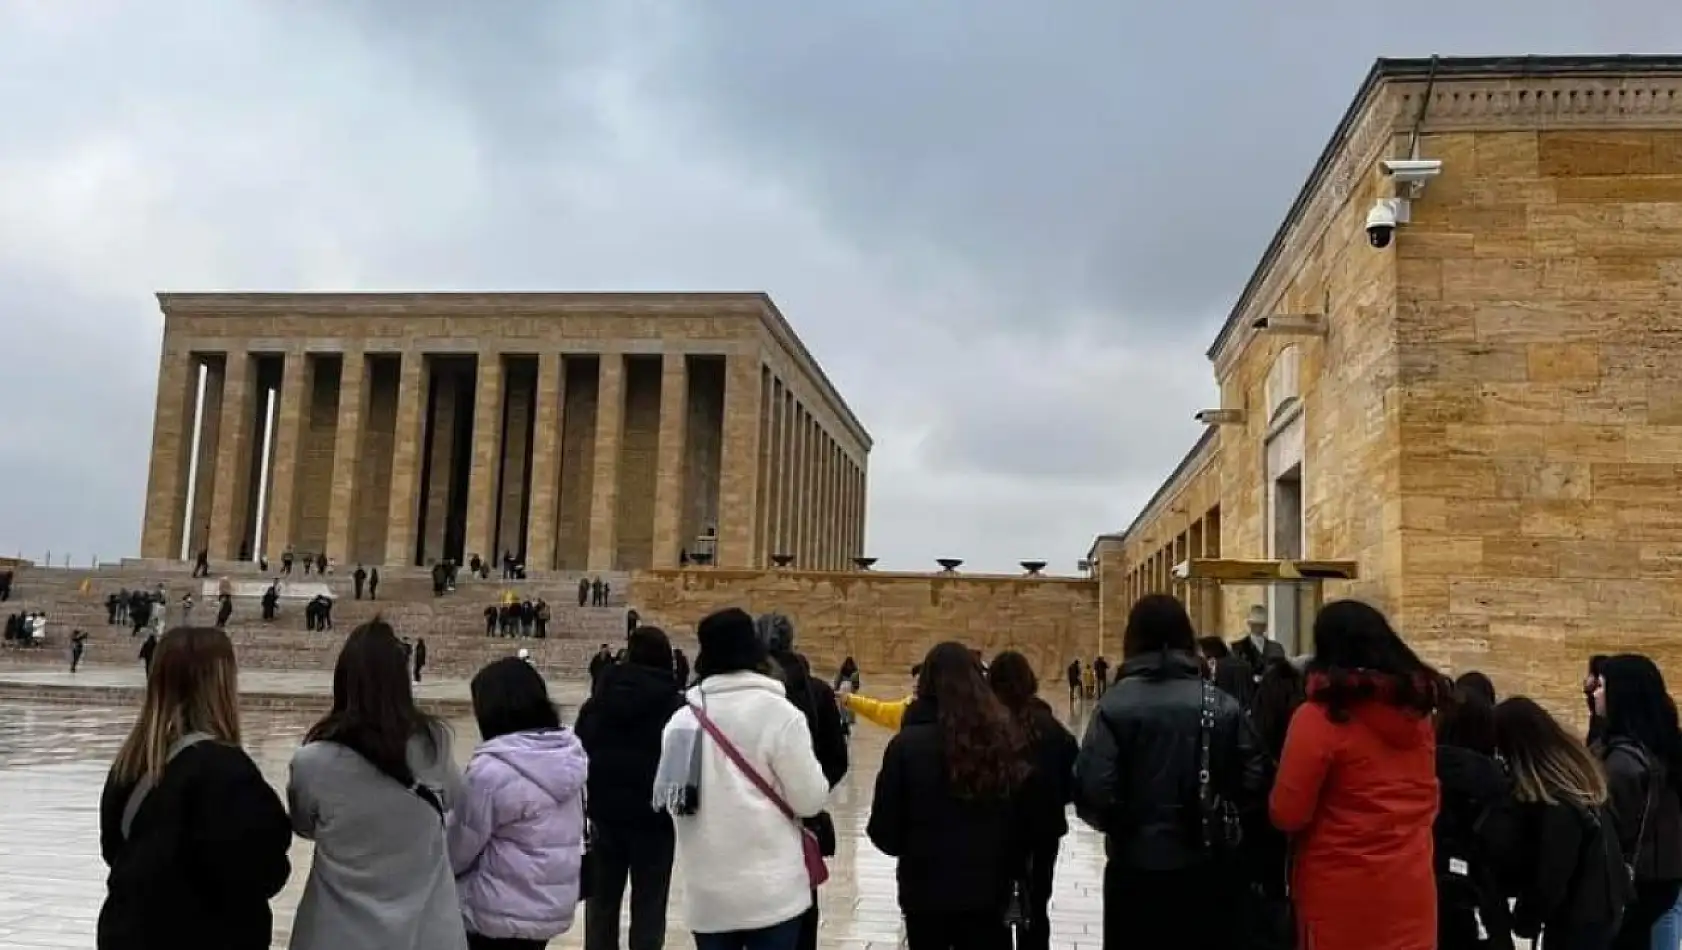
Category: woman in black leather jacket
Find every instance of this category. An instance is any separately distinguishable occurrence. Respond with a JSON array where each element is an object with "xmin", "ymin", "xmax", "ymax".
[
  {"xmin": 1073, "ymin": 594, "xmax": 1268, "ymax": 950},
  {"xmin": 1594, "ymin": 654, "xmax": 1682, "ymax": 950}
]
